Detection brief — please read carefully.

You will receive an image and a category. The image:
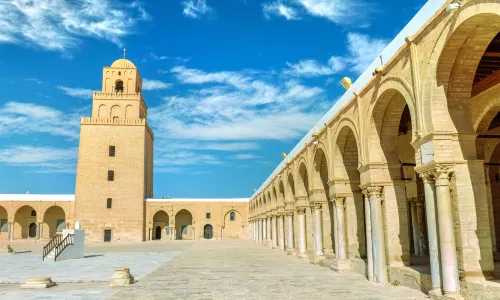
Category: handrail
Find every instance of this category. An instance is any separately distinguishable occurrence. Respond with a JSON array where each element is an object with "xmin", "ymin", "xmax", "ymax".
[
  {"xmin": 54, "ymin": 233, "xmax": 74, "ymax": 261},
  {"xmin": 42, "ymin": 233, "xmax": 62, "ymax": 260}
]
